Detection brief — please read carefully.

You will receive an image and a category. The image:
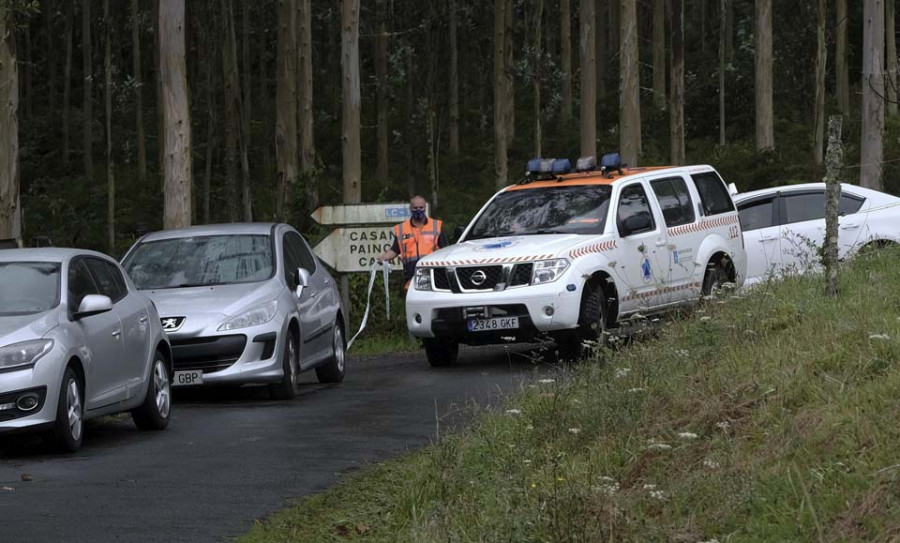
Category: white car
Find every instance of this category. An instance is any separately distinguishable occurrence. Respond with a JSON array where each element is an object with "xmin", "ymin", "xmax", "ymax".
[
  {"xmin": 406, "ymin": 154, "xmax": 747, "ymax": 365},
  {"xmin": 734, "ymin": 183, "xmax": 900, "ymax": 286},
  {"xmin": 0, "ymin": 249, "xmax": 172, "ymax": 452}
]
